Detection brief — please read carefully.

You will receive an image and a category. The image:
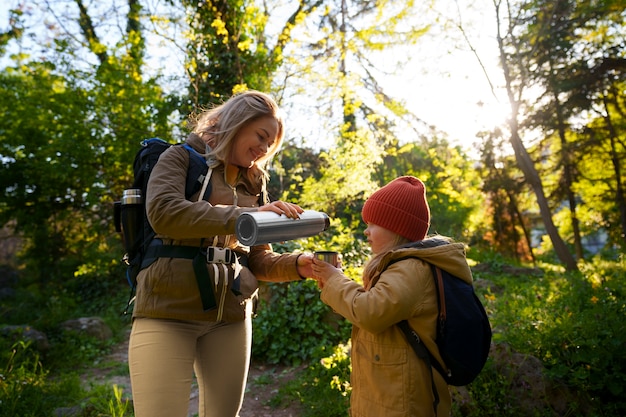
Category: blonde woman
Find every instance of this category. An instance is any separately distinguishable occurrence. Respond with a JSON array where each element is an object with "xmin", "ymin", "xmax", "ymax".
[{"xmin": 129, "ymin": 91, "xmax": 314, "ymax": 417}]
